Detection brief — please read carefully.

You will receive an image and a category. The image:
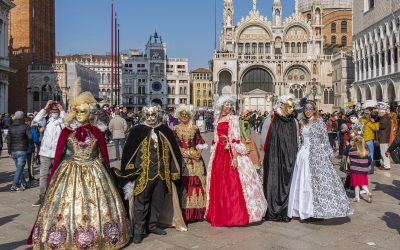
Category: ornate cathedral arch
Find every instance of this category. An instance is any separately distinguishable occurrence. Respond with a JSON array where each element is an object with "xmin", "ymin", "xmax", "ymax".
[
  {"xmin": 218, "ymin": 70, "xmax": 233, "ymax": 95},
  {"xmin": 283, "ymin": 65, "xmax": 311, "ymax": 82},
  {"xmin": 240, "ymin": 66, "xmax": 274, "ymax": 93}
]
